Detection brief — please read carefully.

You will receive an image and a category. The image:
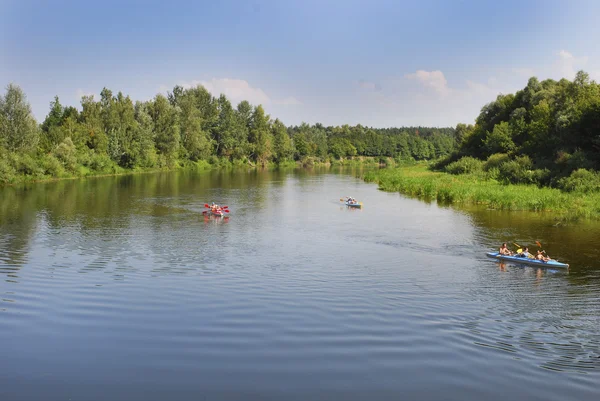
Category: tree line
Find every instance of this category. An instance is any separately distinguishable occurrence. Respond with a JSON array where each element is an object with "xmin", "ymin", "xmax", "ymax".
[
  {"xmin": 438, "ymin": 71, "xmax": 600, "ymax": 192},
  {"xmin": 0, "ymin": 83, "xmax": 456, "ymax": 184}
]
